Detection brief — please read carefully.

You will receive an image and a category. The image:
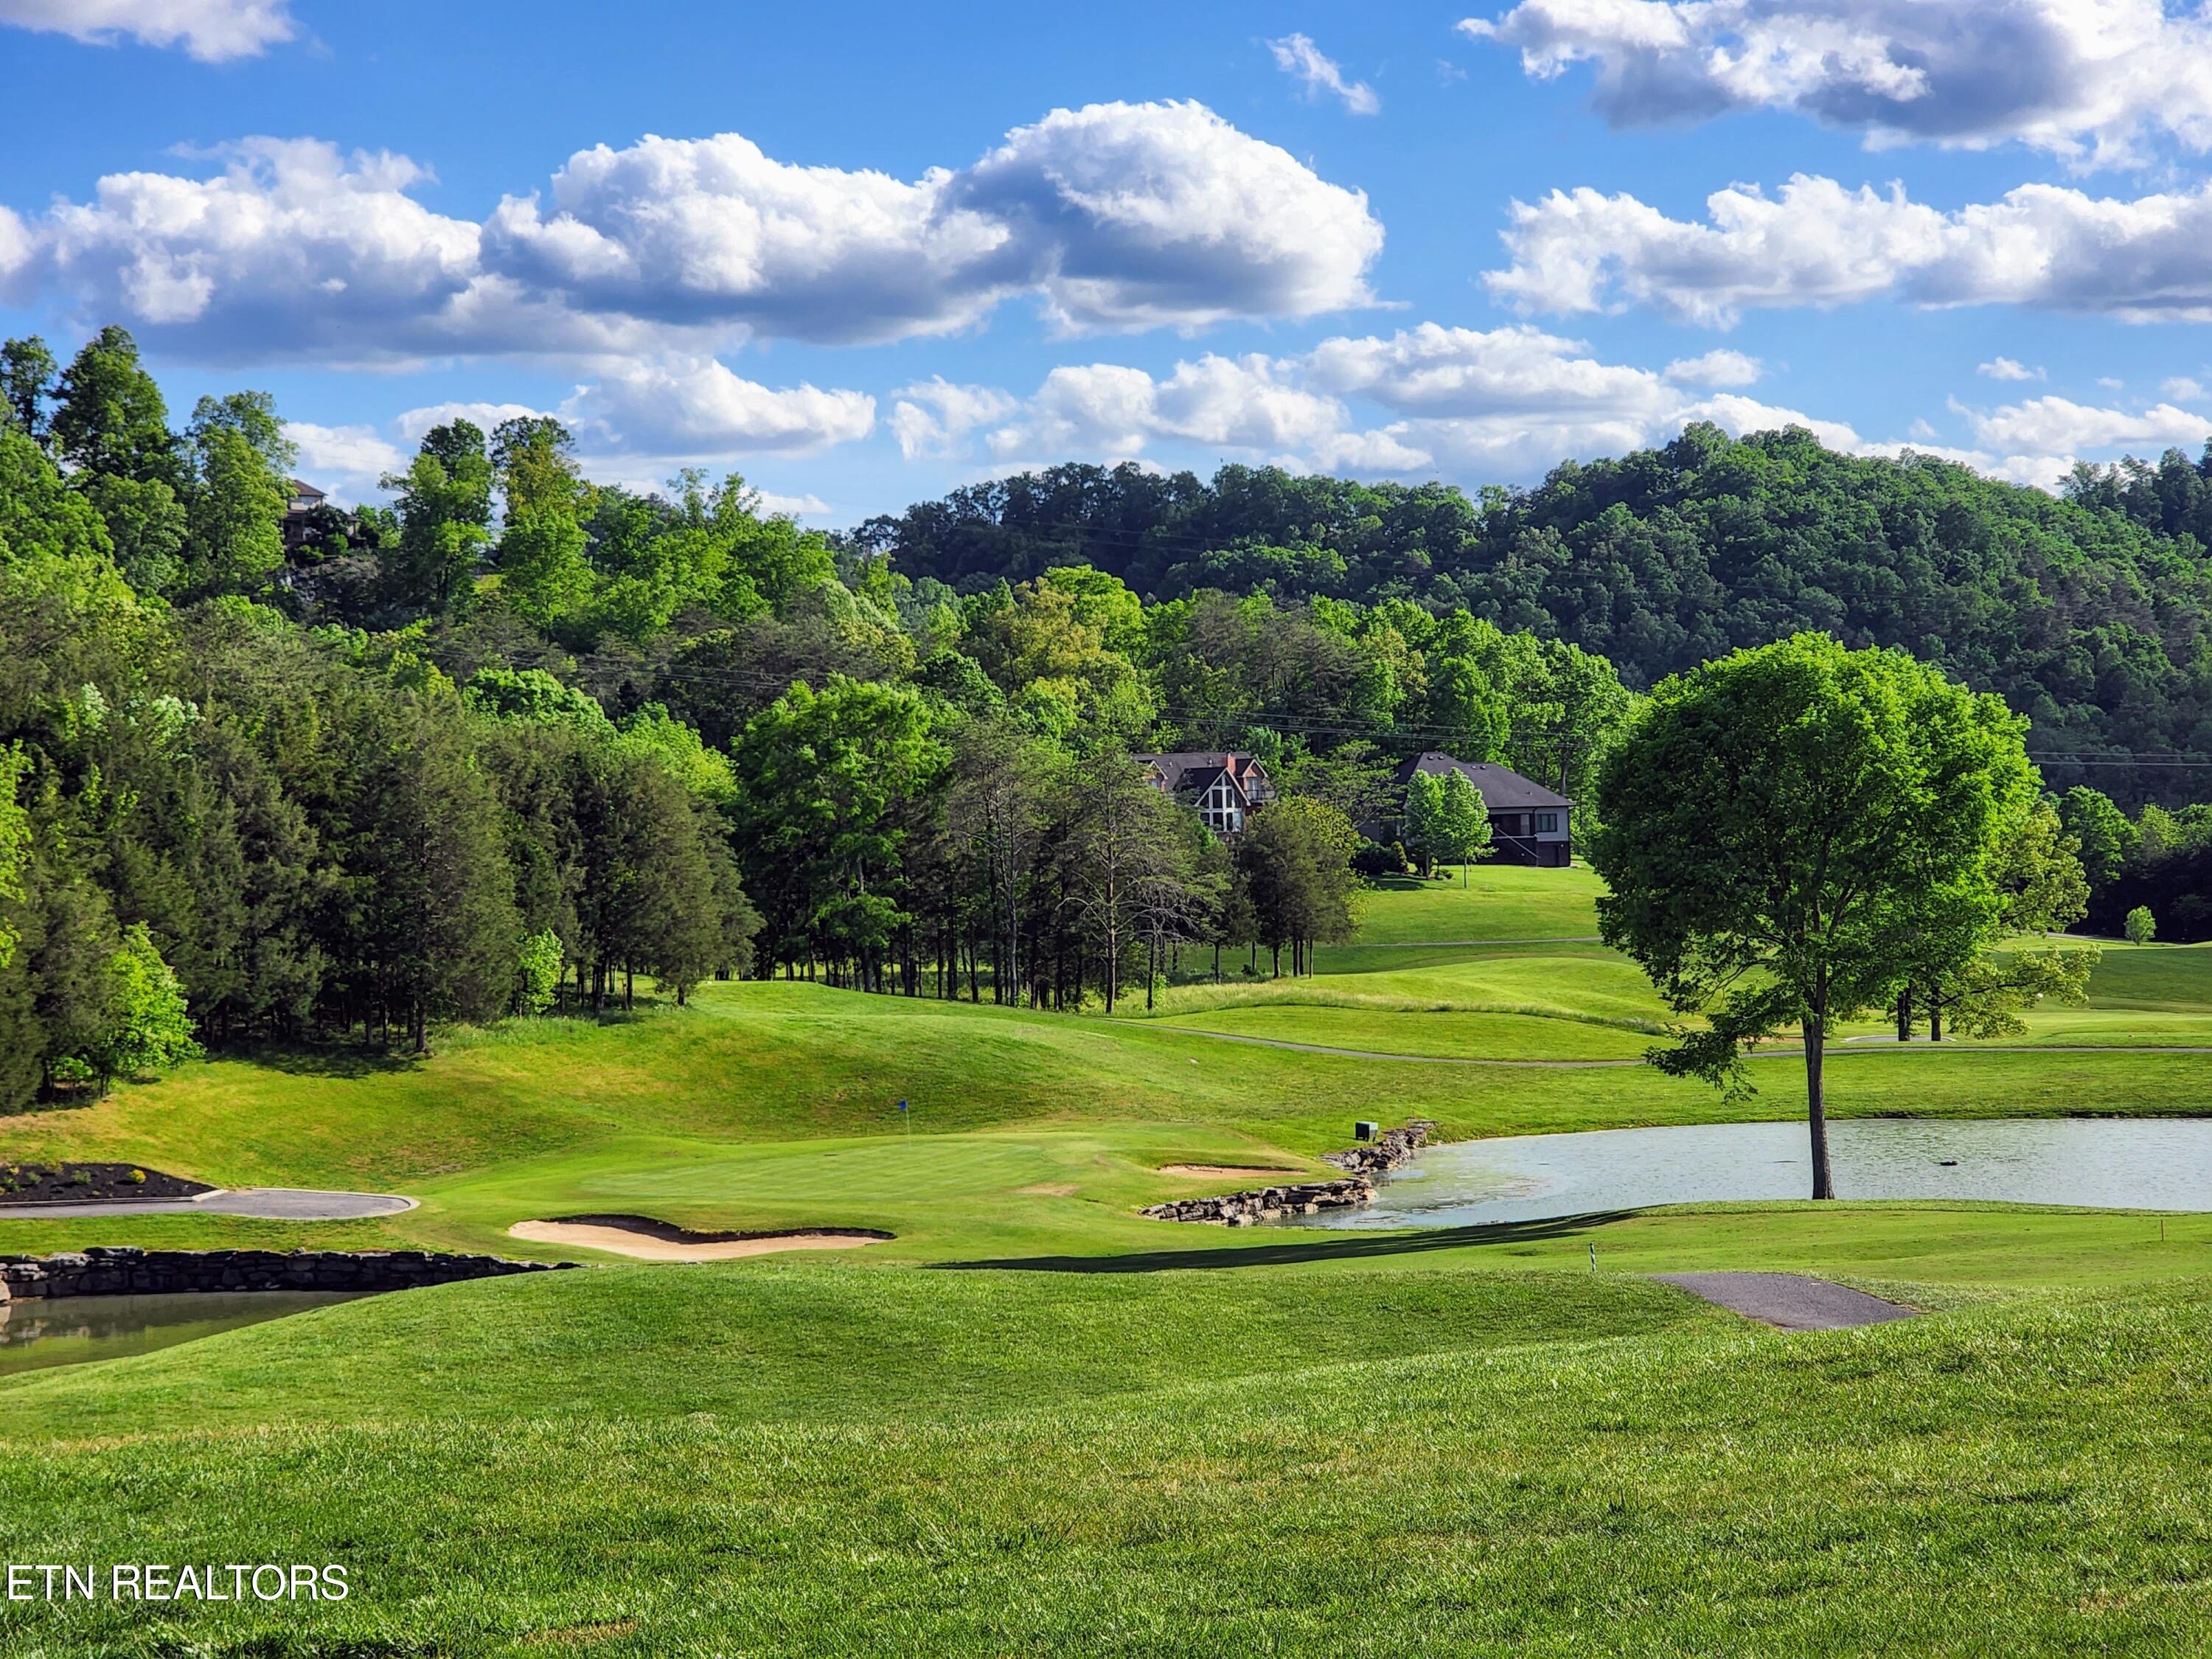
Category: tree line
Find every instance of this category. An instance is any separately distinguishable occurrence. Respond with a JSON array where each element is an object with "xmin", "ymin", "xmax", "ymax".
[{"xmin": 1, "ymin": 325, "xmax": 1632, "ymax": 1106}]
